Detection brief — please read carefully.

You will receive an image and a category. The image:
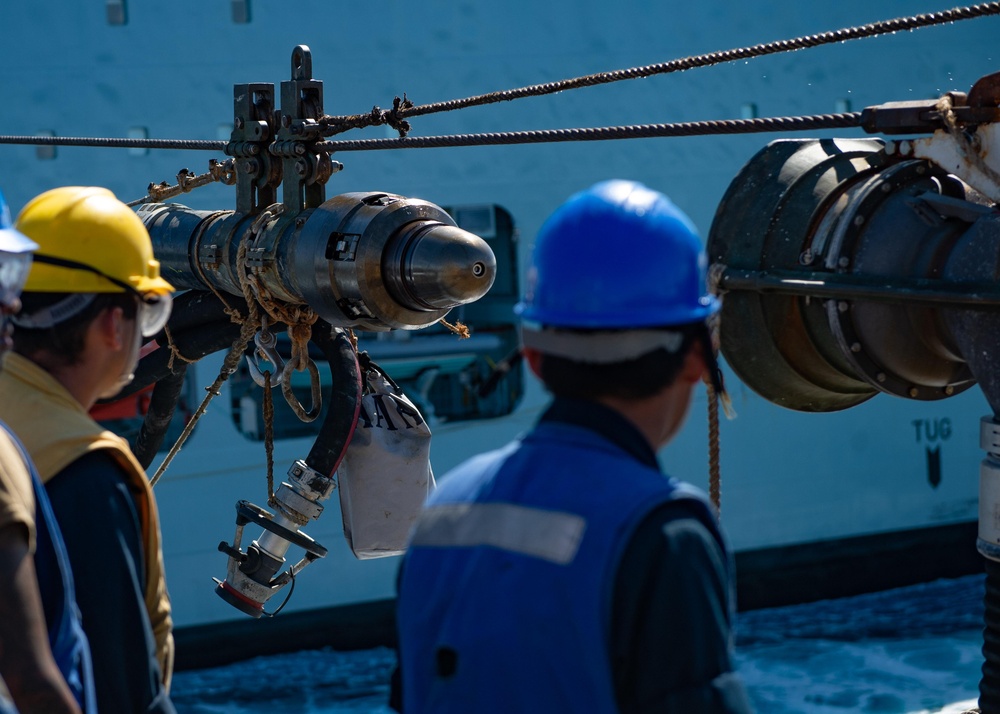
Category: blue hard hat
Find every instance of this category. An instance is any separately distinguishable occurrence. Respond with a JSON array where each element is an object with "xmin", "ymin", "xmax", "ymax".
[
  {"xmin": 516, "ymin": 180, "xmax": 720, "ymax": 328},
  {"xmin": 0, "ymin": 190, "xmax": 38, "ymax": 255}
]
